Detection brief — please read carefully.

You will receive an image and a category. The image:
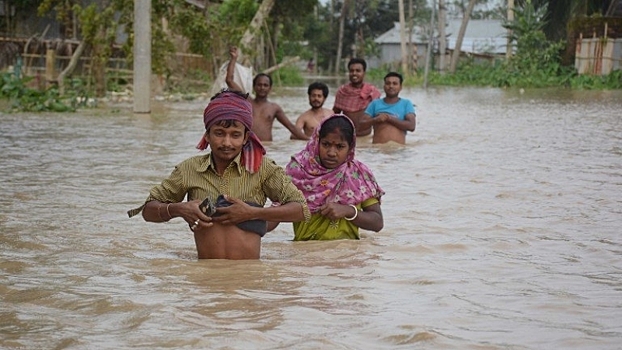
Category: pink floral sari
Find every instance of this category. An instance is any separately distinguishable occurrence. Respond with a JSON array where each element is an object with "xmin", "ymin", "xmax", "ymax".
[{"xmin": 286, "ymin": 114, "xmax": 384, "ymax": 213}]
